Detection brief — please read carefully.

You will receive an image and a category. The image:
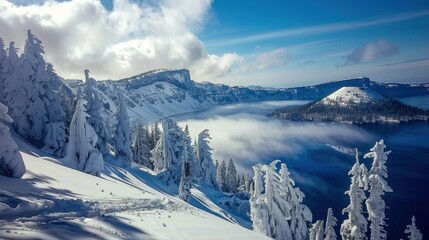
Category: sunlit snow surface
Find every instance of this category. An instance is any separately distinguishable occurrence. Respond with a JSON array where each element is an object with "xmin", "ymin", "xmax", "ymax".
[
  {"xmin": 321, "ymin": 87, "xmax": 383, "ymax": 106},
  {"xmin": 0, "ymin": 134, "xmax": 269, "ymax": 240}
]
